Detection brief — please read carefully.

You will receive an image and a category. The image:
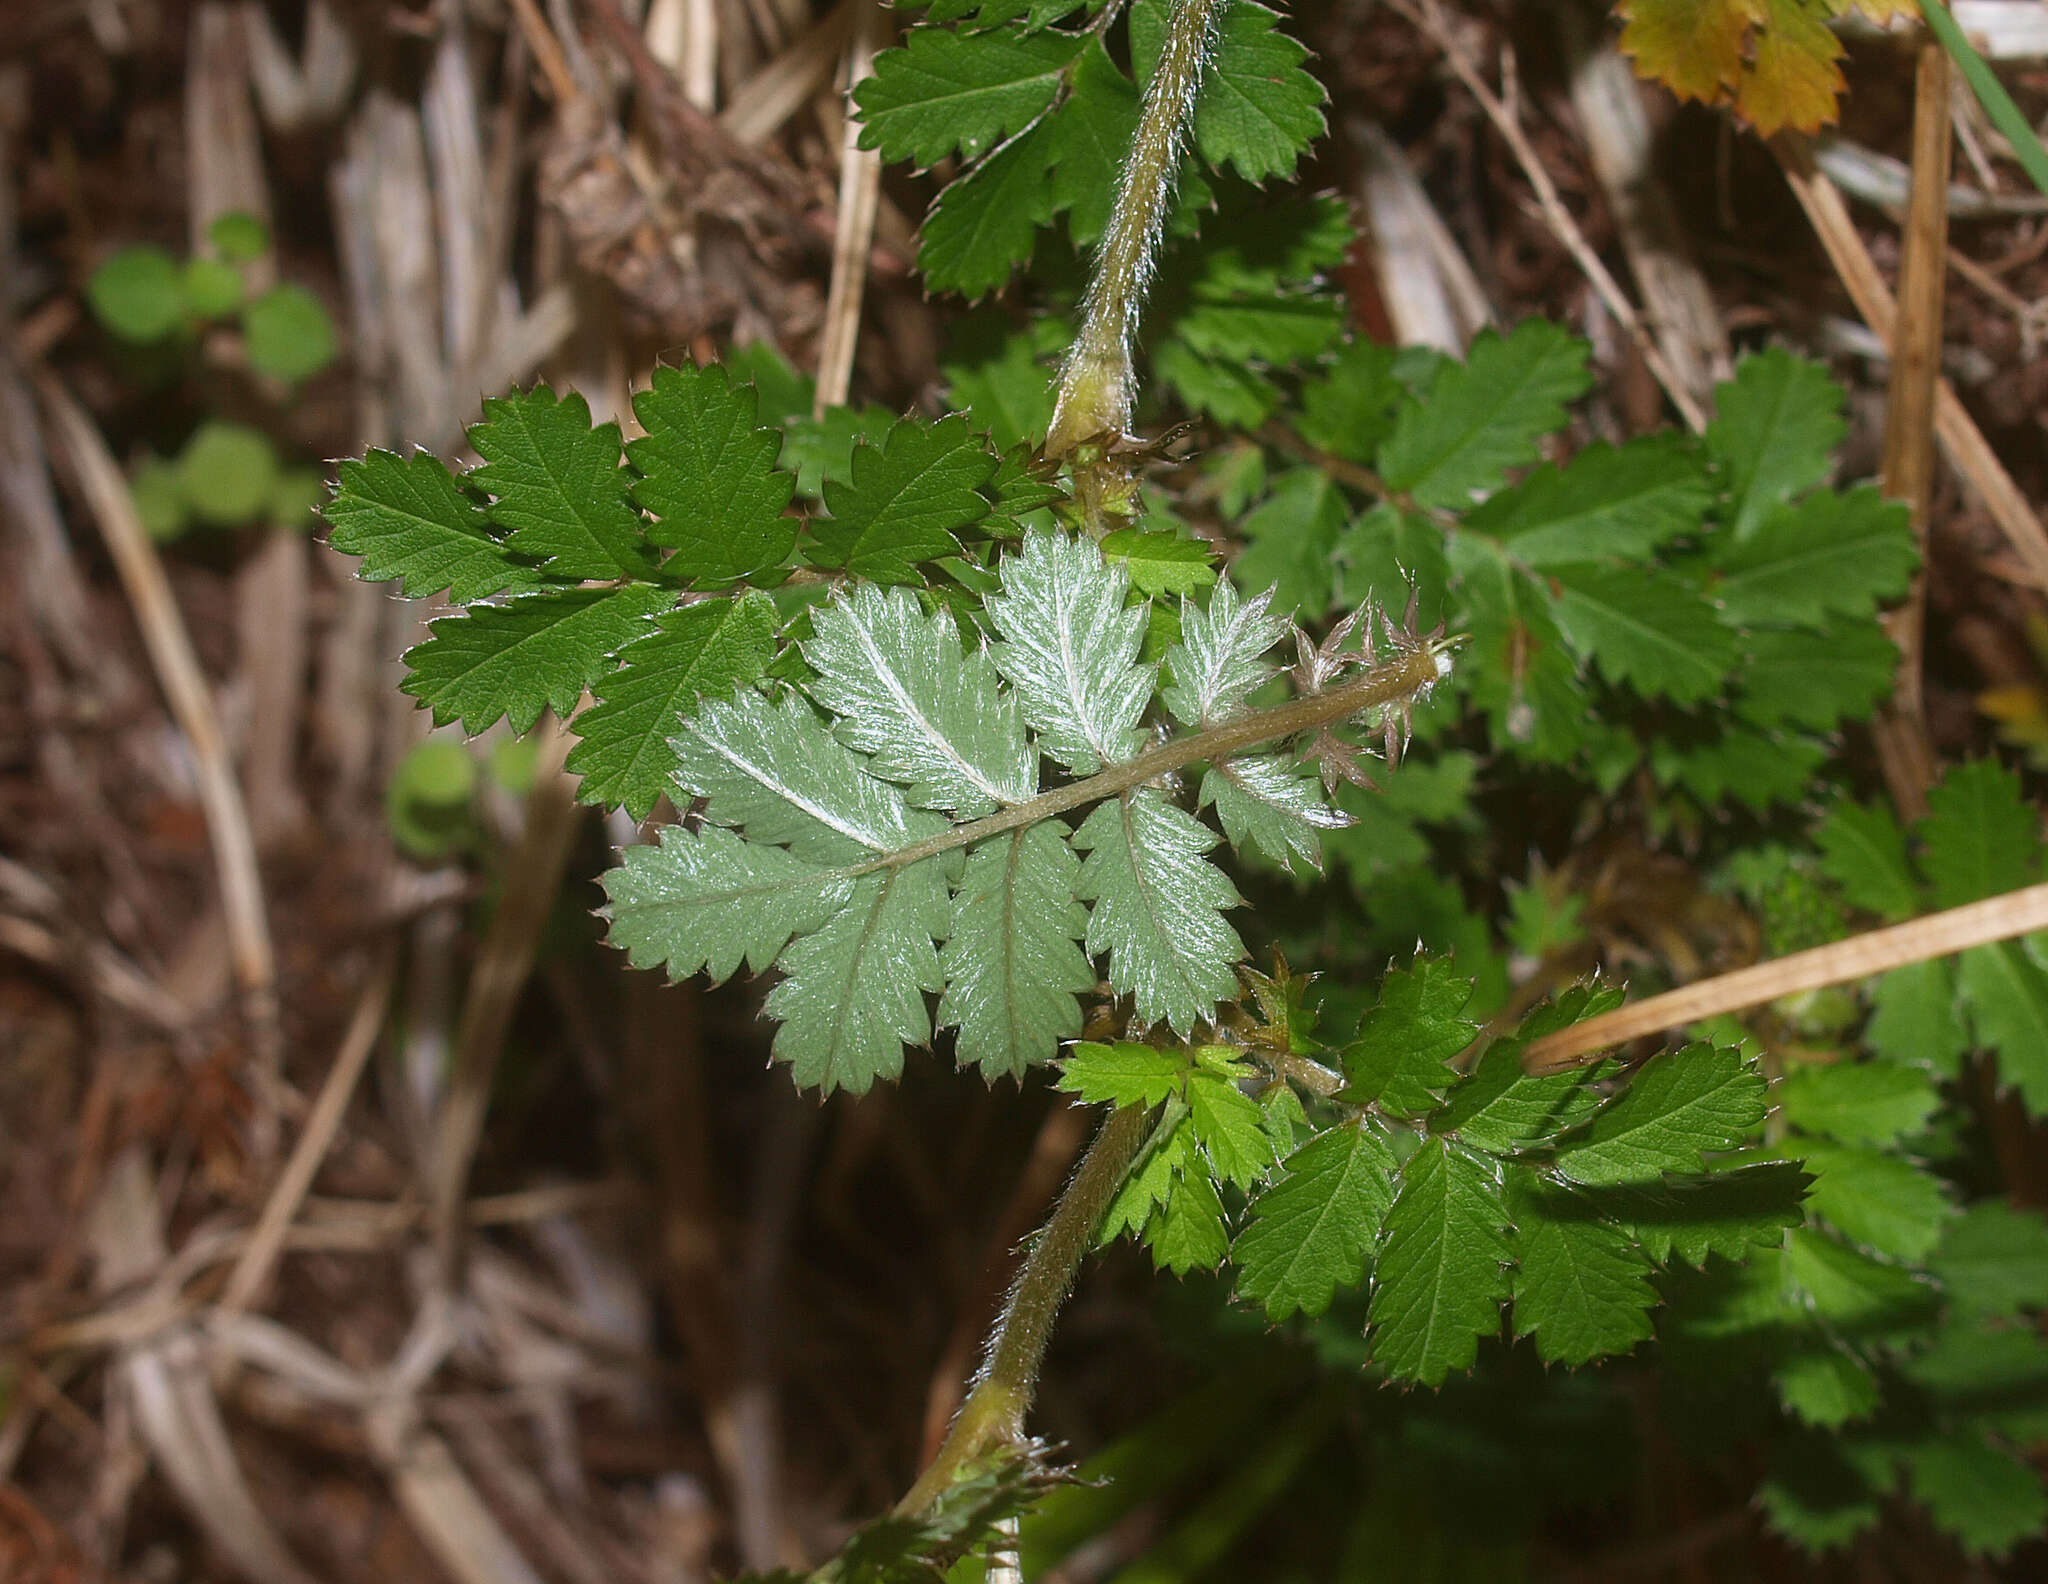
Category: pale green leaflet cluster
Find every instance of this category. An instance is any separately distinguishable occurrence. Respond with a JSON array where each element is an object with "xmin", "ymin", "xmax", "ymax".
[{"xmin": 602, "ymin": 533, "xmax": 1375, "ymax": 1093}]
